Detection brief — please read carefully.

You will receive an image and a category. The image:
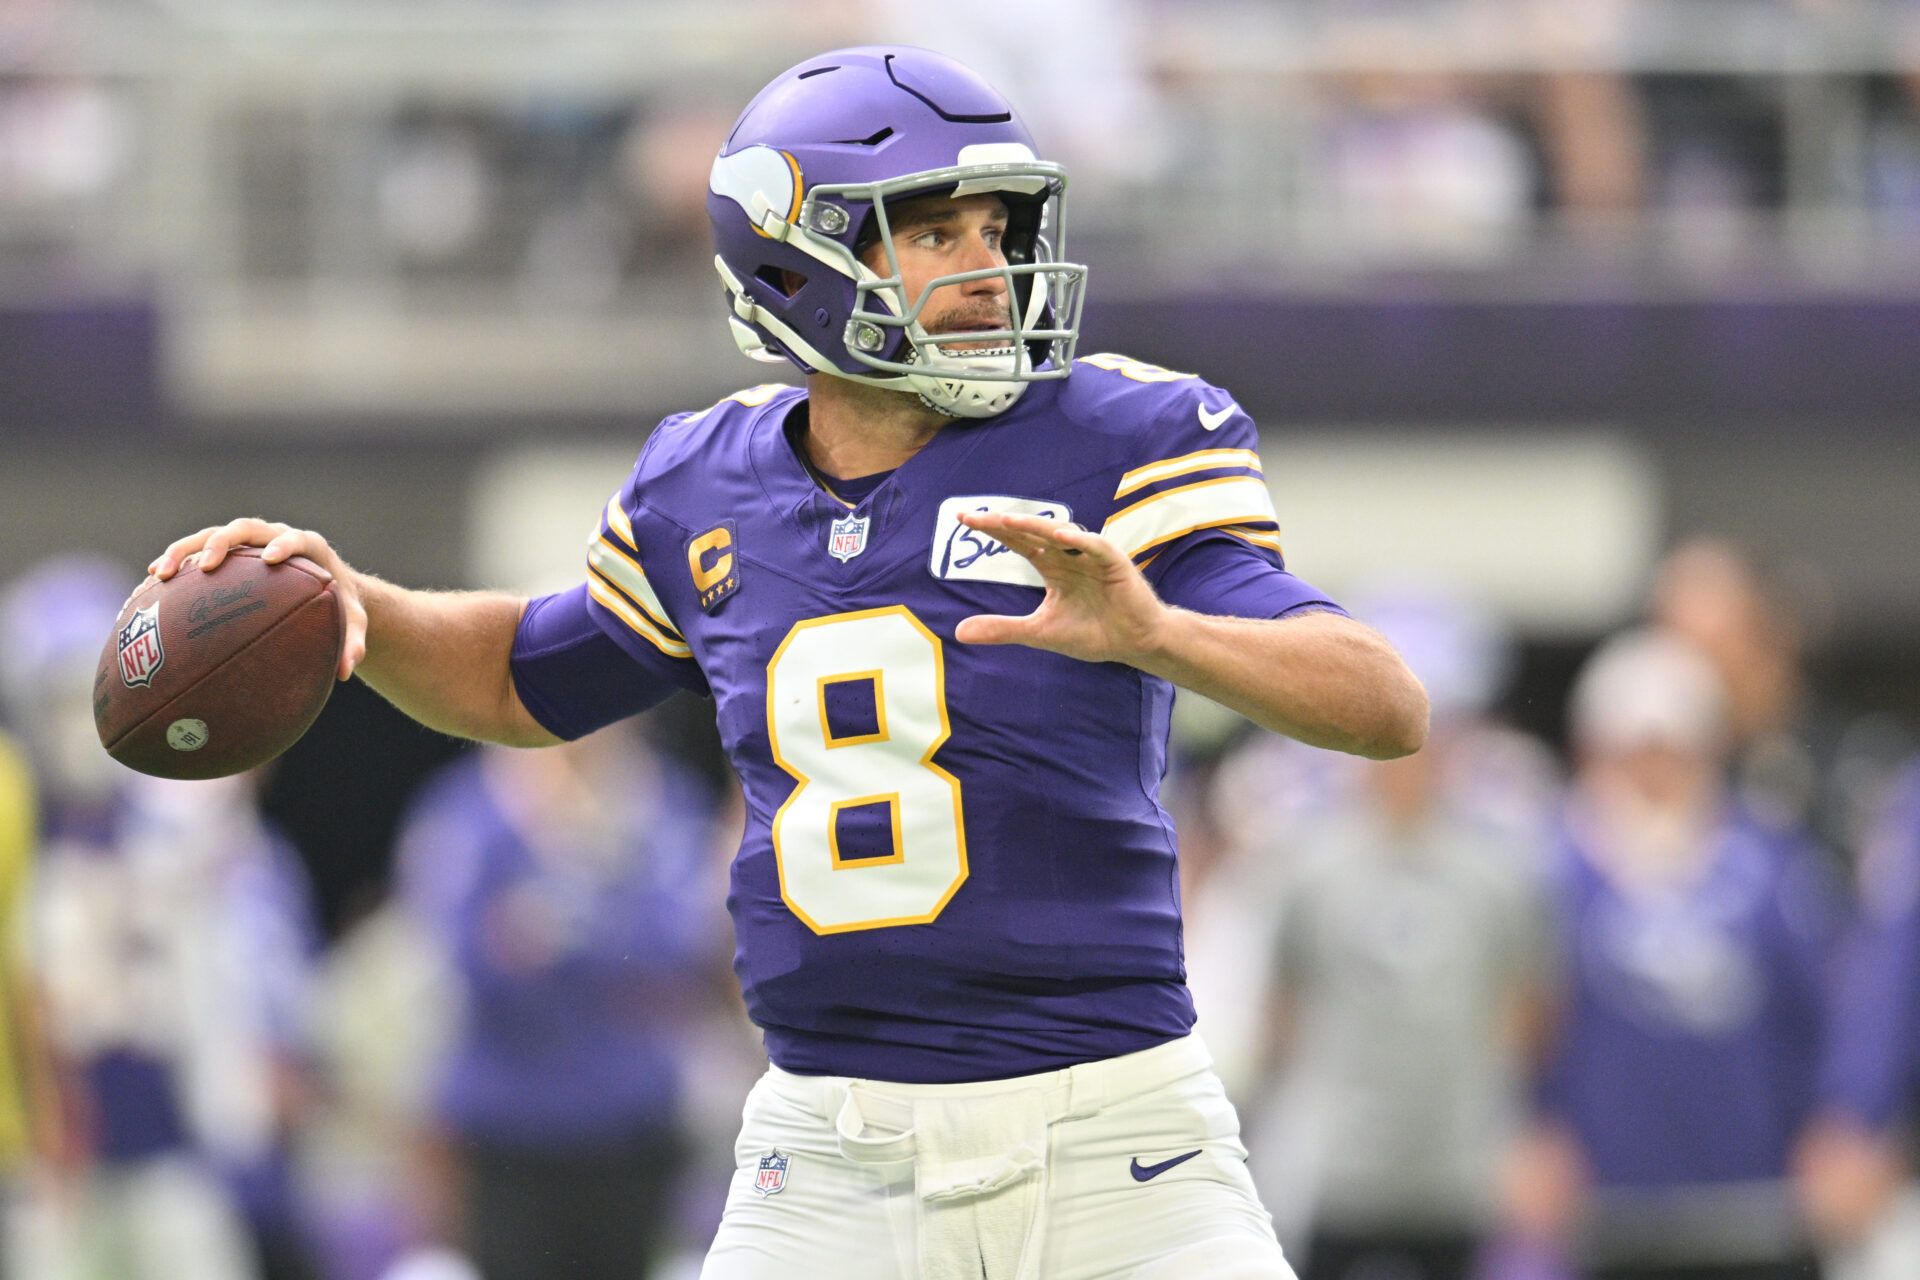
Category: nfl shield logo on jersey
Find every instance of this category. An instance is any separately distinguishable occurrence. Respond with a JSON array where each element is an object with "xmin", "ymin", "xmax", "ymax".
[
  {"xmin": 828, "ymin": 513, "xmax": 871, "ymax": 563},
  {"xmin": 753, "ymin": 1149, "xmax": 790, "ymax": 1197},
  {"xmin": 117, "ymin": 604, "xmax": 164, "ymax": 688}
]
